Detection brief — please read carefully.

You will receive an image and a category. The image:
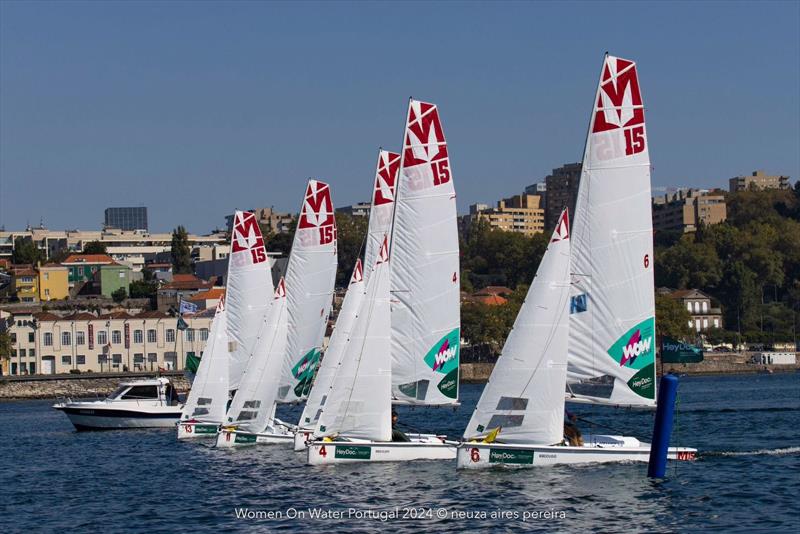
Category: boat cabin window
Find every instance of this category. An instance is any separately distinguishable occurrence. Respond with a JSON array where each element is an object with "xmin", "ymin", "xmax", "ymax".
[
  {"xmin": 121, "ymin": 385, "xmax": 160, "ymax": 400},
  {"xmin": 107, "ymin": 386, "xmax": 128, "ymax": 399}
]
